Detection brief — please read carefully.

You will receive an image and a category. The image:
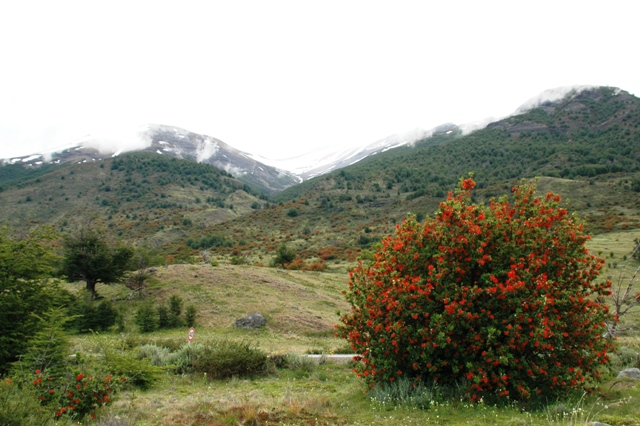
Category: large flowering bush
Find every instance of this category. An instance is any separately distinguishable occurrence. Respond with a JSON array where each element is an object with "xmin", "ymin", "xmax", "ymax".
[{"xmin": 337, "ymin": 178, "xmax": 612, "ymax": 401}]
